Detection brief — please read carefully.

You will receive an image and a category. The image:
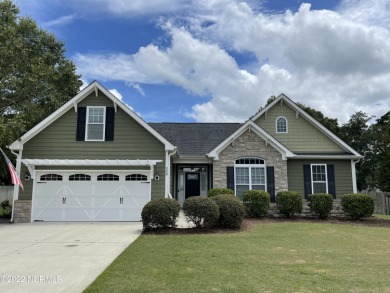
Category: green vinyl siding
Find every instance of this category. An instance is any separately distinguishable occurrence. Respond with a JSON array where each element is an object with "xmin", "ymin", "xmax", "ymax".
[
  {"xmin": 20, "ymin": 91, "xmax": 166, "ymax": 200},
  {"xmin": 255, "ymin": 103, "xmax": 345, "ymax": 153},
  {"xmin": 287, "ymin": 159, "xmax": 353, "ymax": 199}
]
